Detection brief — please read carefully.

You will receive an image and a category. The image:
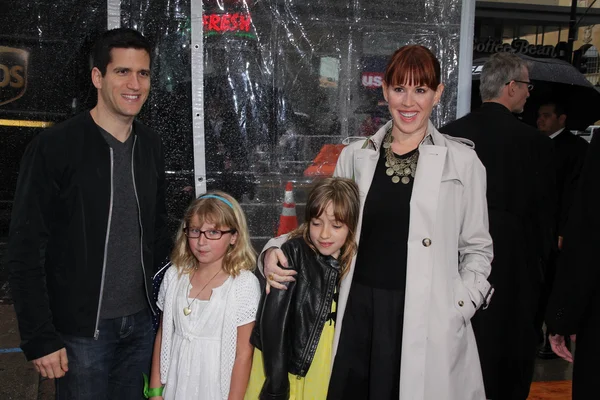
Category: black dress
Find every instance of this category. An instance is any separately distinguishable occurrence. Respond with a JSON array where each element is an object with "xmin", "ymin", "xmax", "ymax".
[{"xmin": 328, "ymin": 147, "xmax": 415, "ymax": 400}]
